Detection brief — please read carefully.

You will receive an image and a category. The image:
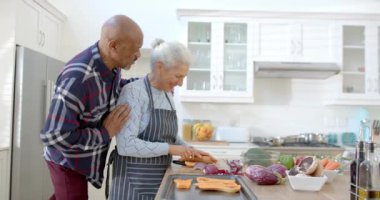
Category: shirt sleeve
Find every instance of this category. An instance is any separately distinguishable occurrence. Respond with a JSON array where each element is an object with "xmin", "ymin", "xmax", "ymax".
[
  {"xmin": 175, "ymin": 136, "xmax": 188, "ymax": 146},
  {"xmin": 40, "ymin": 77, "xmax": 111, "ymax": 152},
  {"xmin": 120, "ymin": 77, "xmax": 140, "ymax": 88},
  {"xmin": 116, "ymin": 84, "xmax": 169, "ymax": 157}
]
